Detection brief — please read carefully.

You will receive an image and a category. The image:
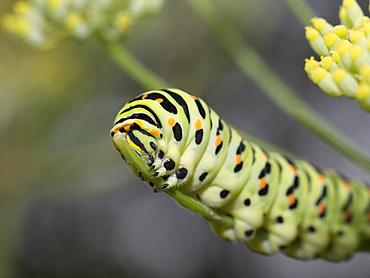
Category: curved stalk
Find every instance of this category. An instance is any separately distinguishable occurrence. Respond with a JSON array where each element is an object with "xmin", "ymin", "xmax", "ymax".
[
  {"xmin": 282, "ymin": 0, "xmax": 316, "ymax": 26},
  {"xmin": 100, "ymin": 38, "xmax": 169, "ymax": 90}
]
